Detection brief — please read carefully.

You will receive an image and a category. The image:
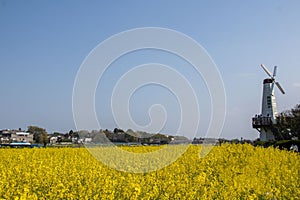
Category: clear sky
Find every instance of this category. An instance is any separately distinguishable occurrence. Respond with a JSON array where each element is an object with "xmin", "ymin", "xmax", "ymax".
[{"xmin": 0, "ymin": 0, "xmax": 300, "ymax": 139}]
